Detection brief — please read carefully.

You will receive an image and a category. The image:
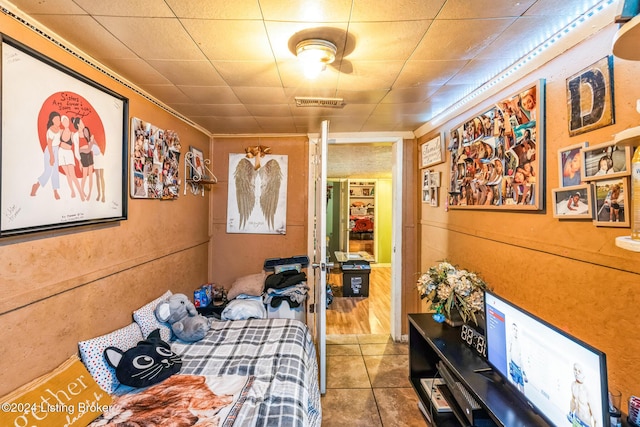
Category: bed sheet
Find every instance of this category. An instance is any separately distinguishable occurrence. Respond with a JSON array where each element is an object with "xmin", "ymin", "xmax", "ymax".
[{"xmin": 172, "ymin": 318, "xmax": 321, "ymax": 427}]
